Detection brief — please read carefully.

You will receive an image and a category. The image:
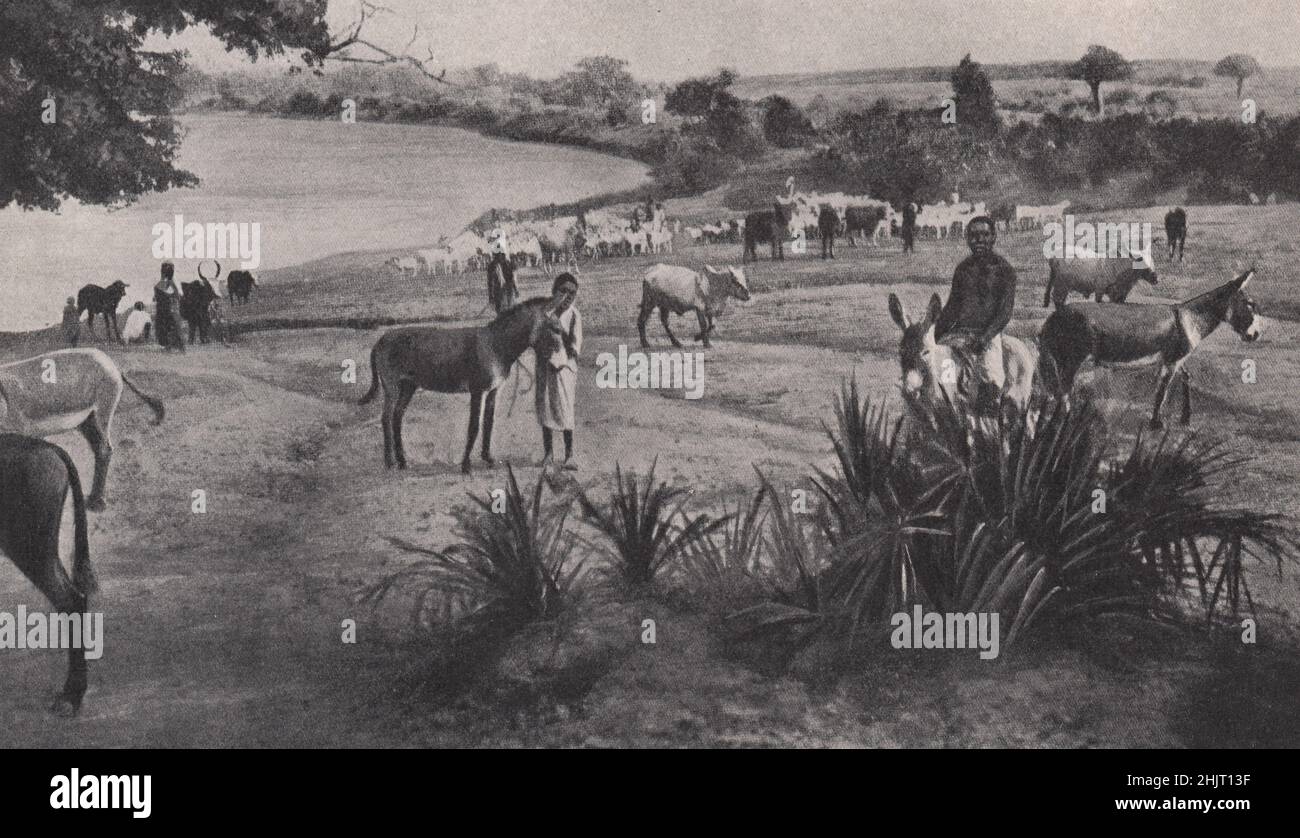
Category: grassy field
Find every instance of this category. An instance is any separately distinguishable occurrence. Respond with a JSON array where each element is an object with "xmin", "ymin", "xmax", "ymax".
[{"xmin": 3, "ymin": 192, "xmax": 1298, "ymax": 746}]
